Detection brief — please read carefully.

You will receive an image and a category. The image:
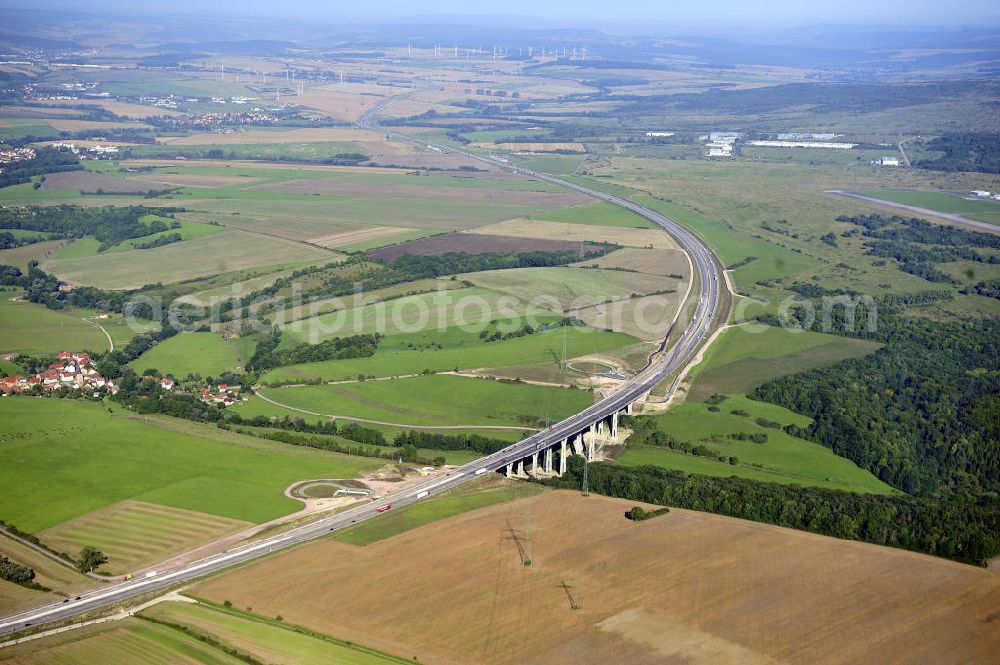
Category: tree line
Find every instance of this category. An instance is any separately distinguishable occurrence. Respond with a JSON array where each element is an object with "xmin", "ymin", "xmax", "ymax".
[{"xmin": 545, "ymin": 460, "xmax": 1000, "ymax": 565}]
